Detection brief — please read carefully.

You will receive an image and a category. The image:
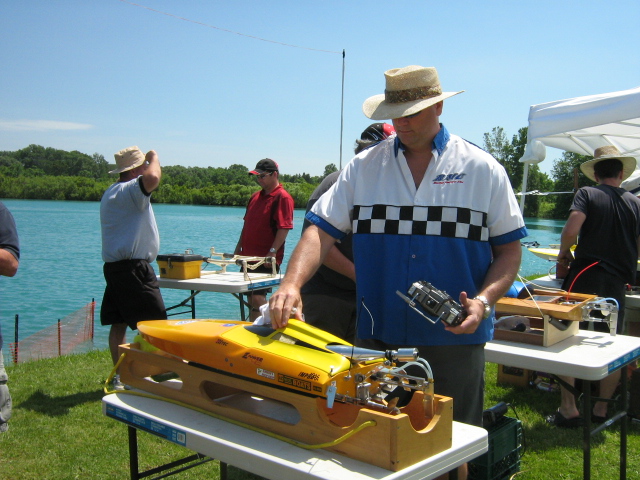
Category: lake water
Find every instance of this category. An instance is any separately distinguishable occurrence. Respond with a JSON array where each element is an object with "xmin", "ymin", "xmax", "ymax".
[{"xmin": 0, "ymin": 199, "xmax": 564, "ymax": 354}]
